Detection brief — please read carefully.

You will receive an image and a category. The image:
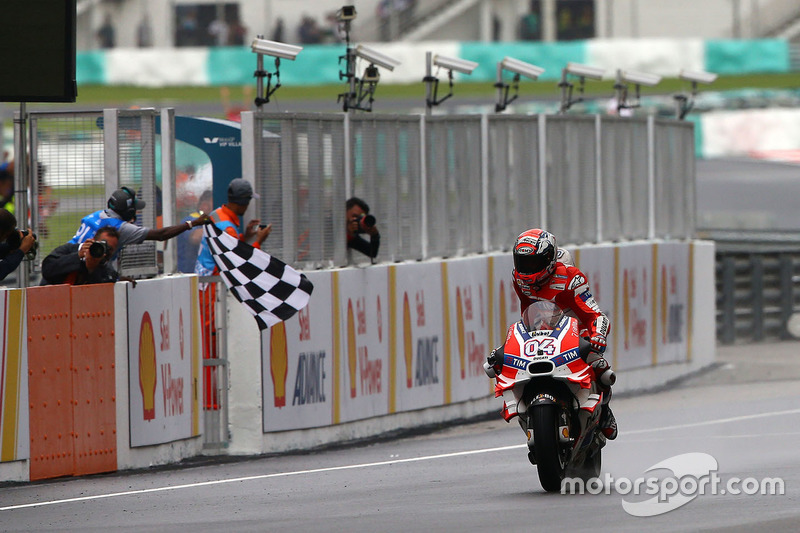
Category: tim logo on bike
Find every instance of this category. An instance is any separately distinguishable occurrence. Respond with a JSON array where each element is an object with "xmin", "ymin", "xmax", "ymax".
[{"xmin": 562, "ymin": 453, "xmax": 784, "ymax": 516}]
